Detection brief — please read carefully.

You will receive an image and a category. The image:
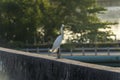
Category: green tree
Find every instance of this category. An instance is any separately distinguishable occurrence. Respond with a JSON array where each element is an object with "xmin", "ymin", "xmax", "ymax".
[
  {"xmin": 39, "ymin": 0, "xmax": 115, "ymax": 43},
  {"xmin": 0, "ymin": 0, "xmax": 116, "ymax": 46},
  {"xmin": 0, "ymin": 0, "xmax": 42, "ymax": 44}
]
